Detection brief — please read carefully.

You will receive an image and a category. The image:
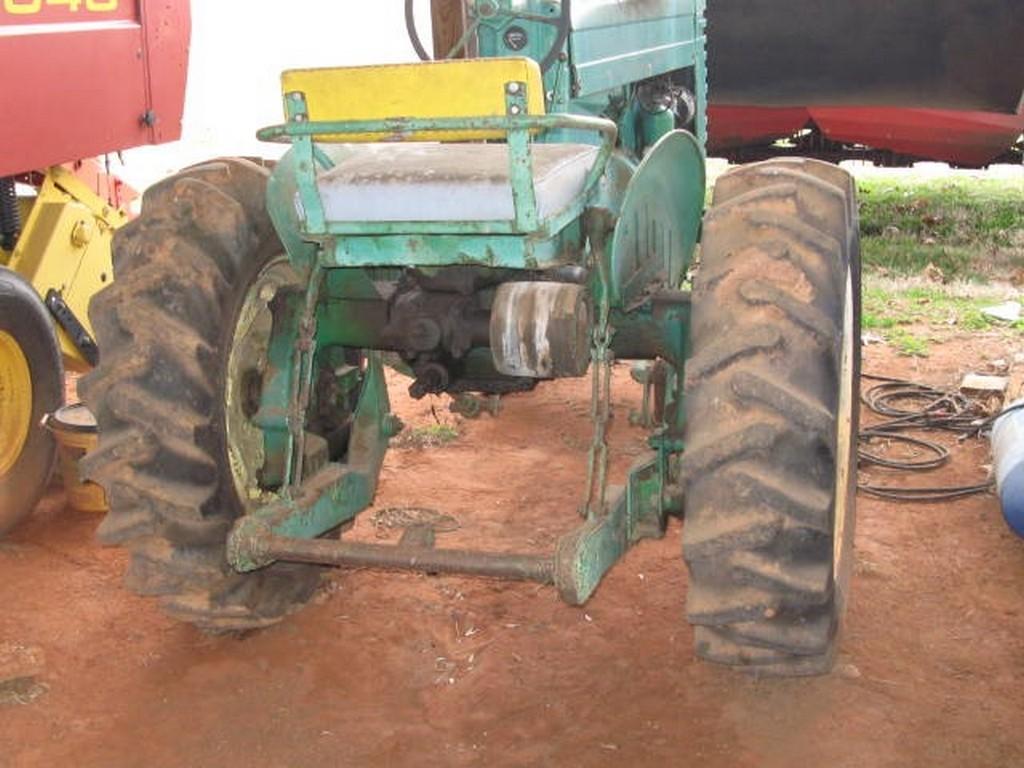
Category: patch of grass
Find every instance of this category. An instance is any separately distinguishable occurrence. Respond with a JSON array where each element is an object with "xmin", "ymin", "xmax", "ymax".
[
  {"xmin": 889, "ymin": 330, "xmax": 930, "ymax": 357},
  {"xmin": 861, "ymin": 311, "xmax": 899, "ymax": 330},
  {"xmin": 894, "ymin": 284, "xmax": 1007, "ymax": 330},
  {"xmin": 859, "ymin": 177, "xmax": 1023, "ymax": 240},
  {"xmin": 860, "ymin": 277, "xmax": 1021, "ymax": 347},
  {"xmin": 860, "ymin": 238, "xmax": 979, "ymax": 280},
  {"xmin": 959, "ymin": 306, "xmax": 995, "ymax": 331},
  {"xmin": 862, "ymin": 284, "xmax": 911, "ymax": 329},
  {"xmin": 857, "ymin": 176, "xmax": 1024, "ymax": 281},
  {"xmin": 392, "ymin": 423, "xmax": 460, "ymax": 449}
]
